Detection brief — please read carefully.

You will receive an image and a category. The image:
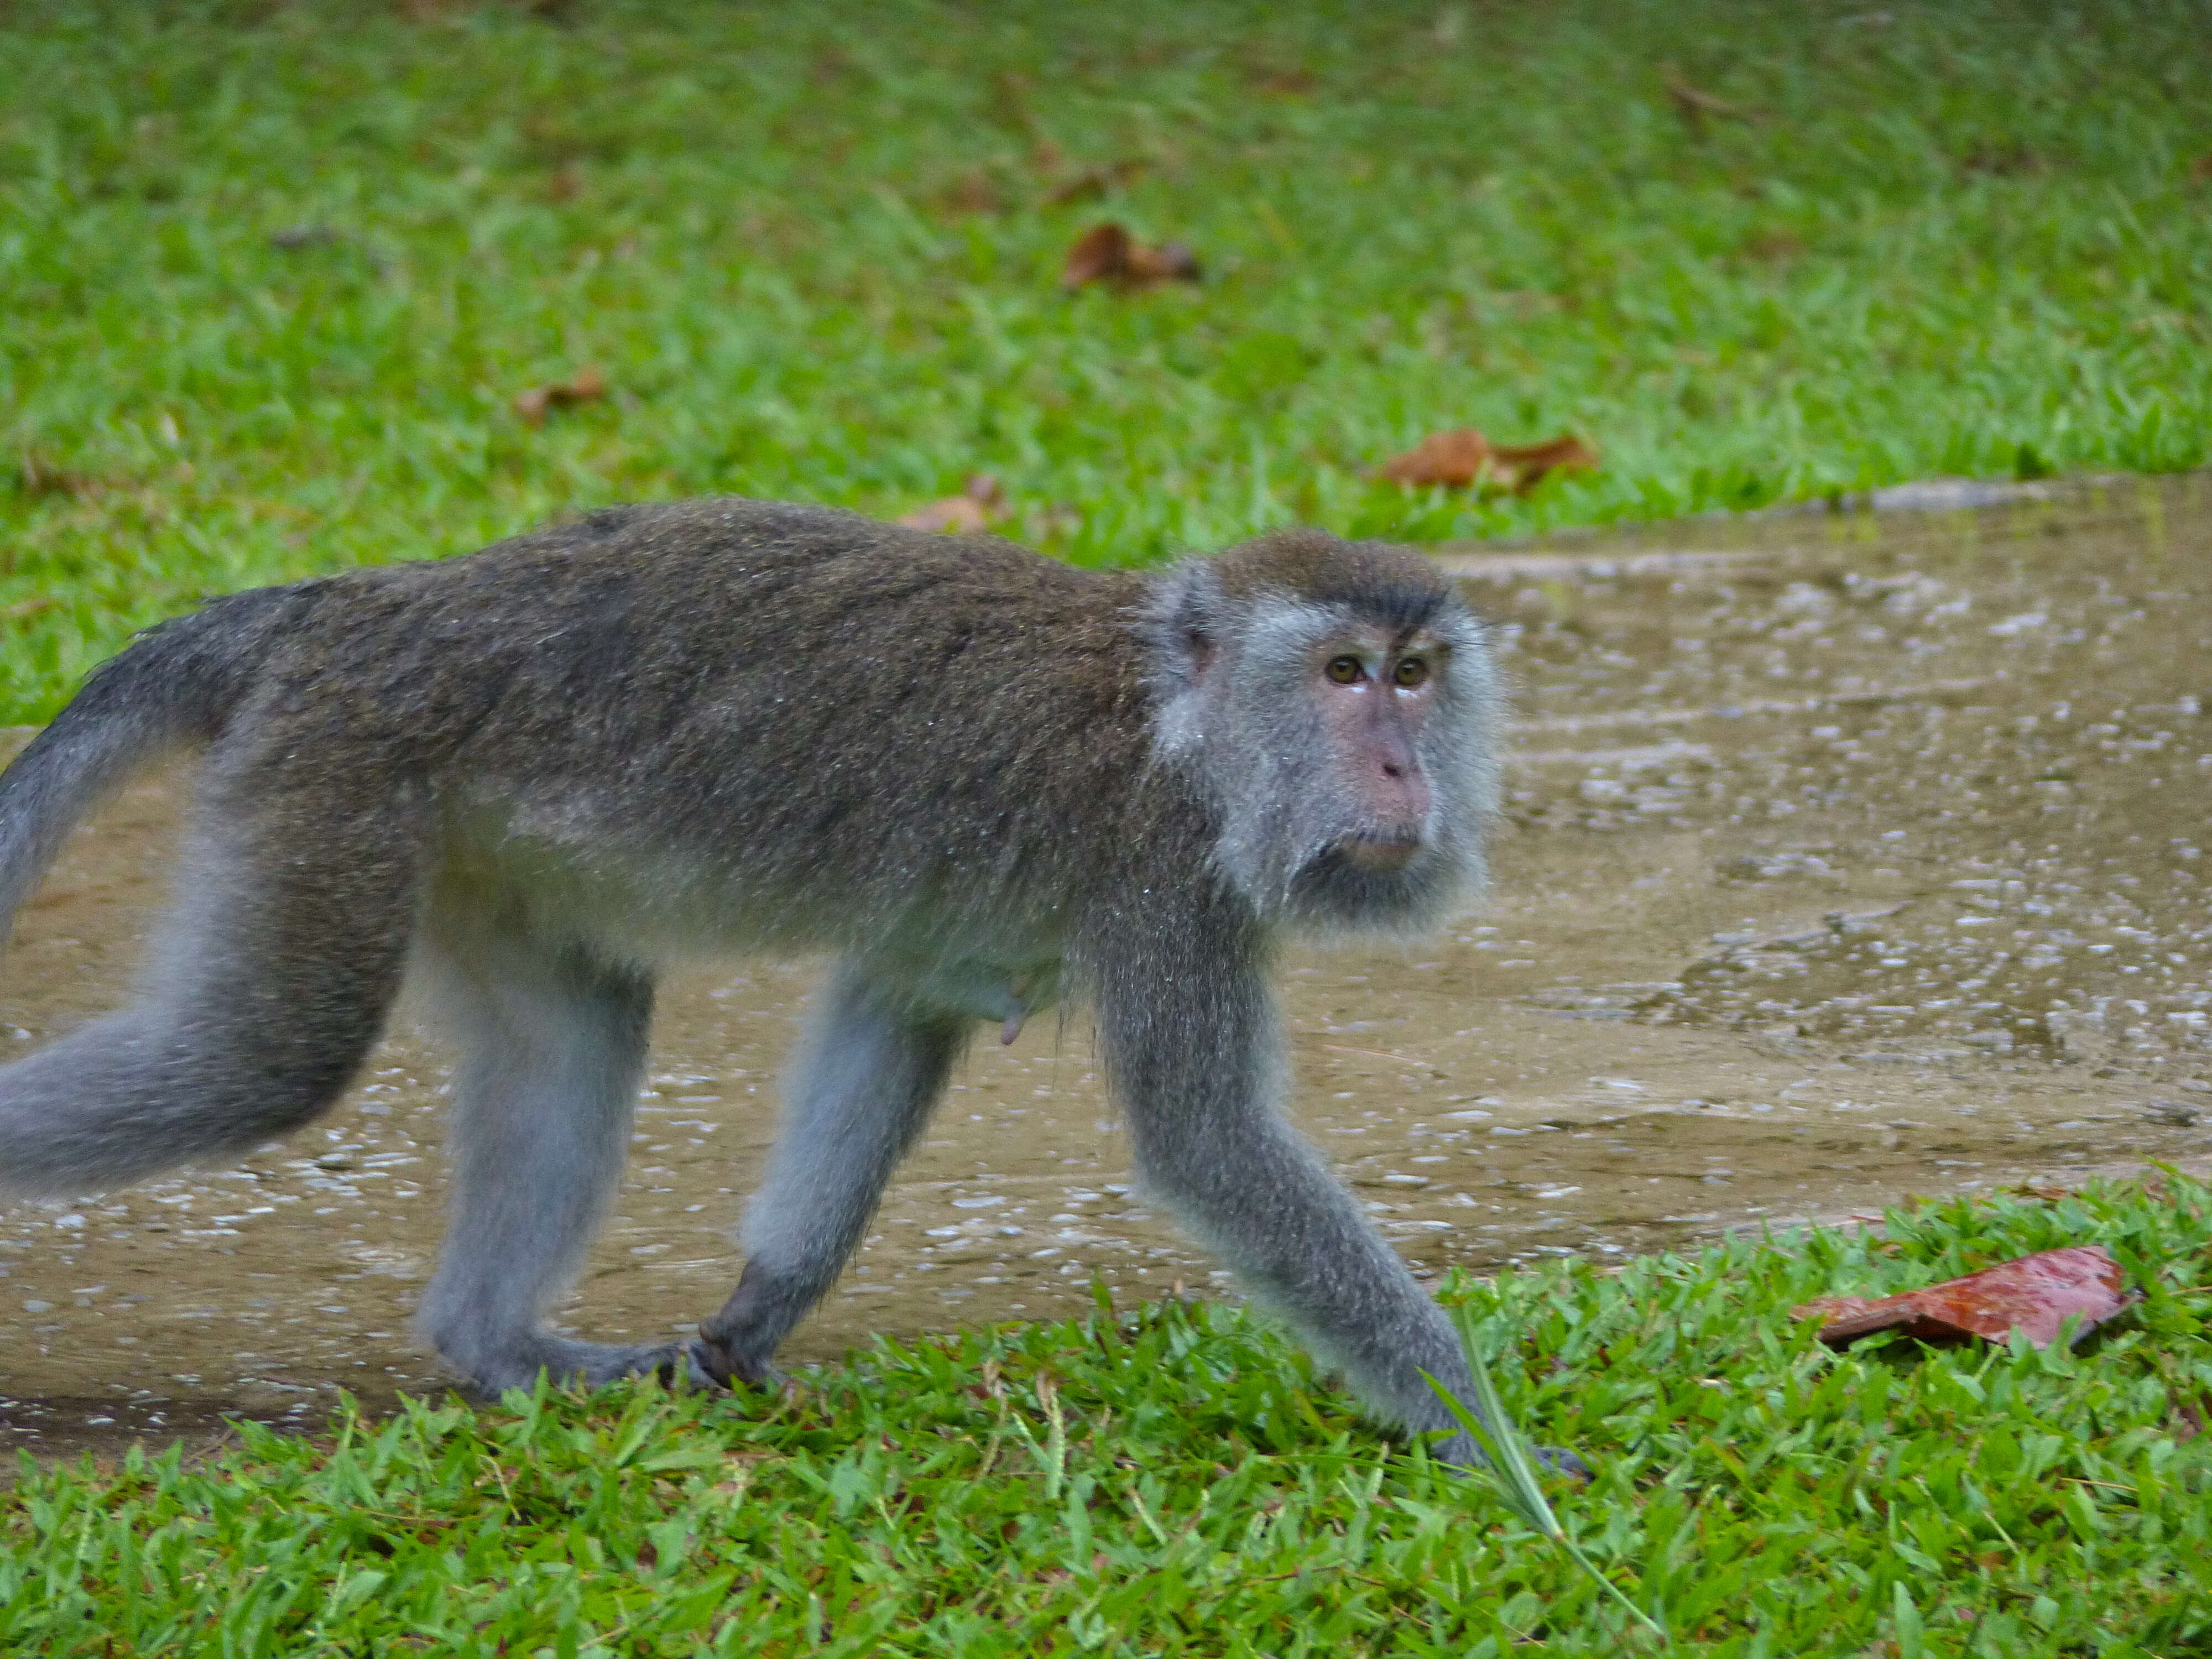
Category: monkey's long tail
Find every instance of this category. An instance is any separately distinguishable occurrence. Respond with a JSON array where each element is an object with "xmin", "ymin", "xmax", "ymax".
[{"xmin": 0, "ymin": 591, "xmax": 282, "ymax": 942}]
